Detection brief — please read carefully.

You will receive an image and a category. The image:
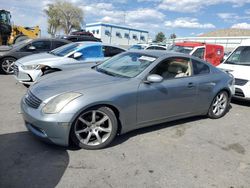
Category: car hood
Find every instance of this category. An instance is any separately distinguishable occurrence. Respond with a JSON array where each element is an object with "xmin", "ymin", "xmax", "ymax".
[
  {"xmin": 218, "ymin": 63, "xmax": 250, "ymax": 80},
  {"xmin": 29, "ymin": 68, "xmax": 126, "ymax": 101},
  {"xmin": 0, "ymin": 45, "xmax": 12, "ymax": 52},
  {"xmin": 16, "ymin": 53, "xmax": 64, "ymax": 65}
]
